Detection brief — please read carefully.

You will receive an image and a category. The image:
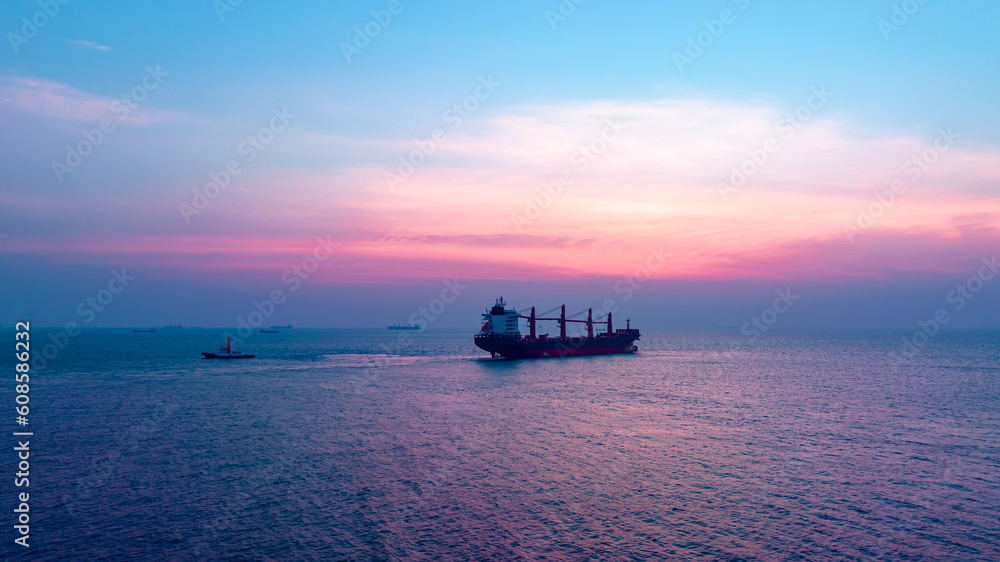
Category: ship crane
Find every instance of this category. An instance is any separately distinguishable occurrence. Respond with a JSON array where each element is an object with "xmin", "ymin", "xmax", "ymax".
[{"xmin": 521, "ymin": 305, "xmax": 617, "ymax": 340}]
